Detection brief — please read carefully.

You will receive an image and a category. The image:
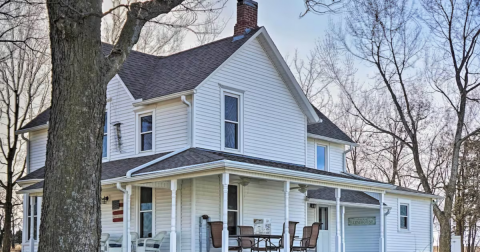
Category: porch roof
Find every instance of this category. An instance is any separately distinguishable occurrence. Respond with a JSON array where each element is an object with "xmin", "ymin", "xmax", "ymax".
[{"xmin": 307, "ymin": 187, "xmax": 381, "ymax": 205}]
